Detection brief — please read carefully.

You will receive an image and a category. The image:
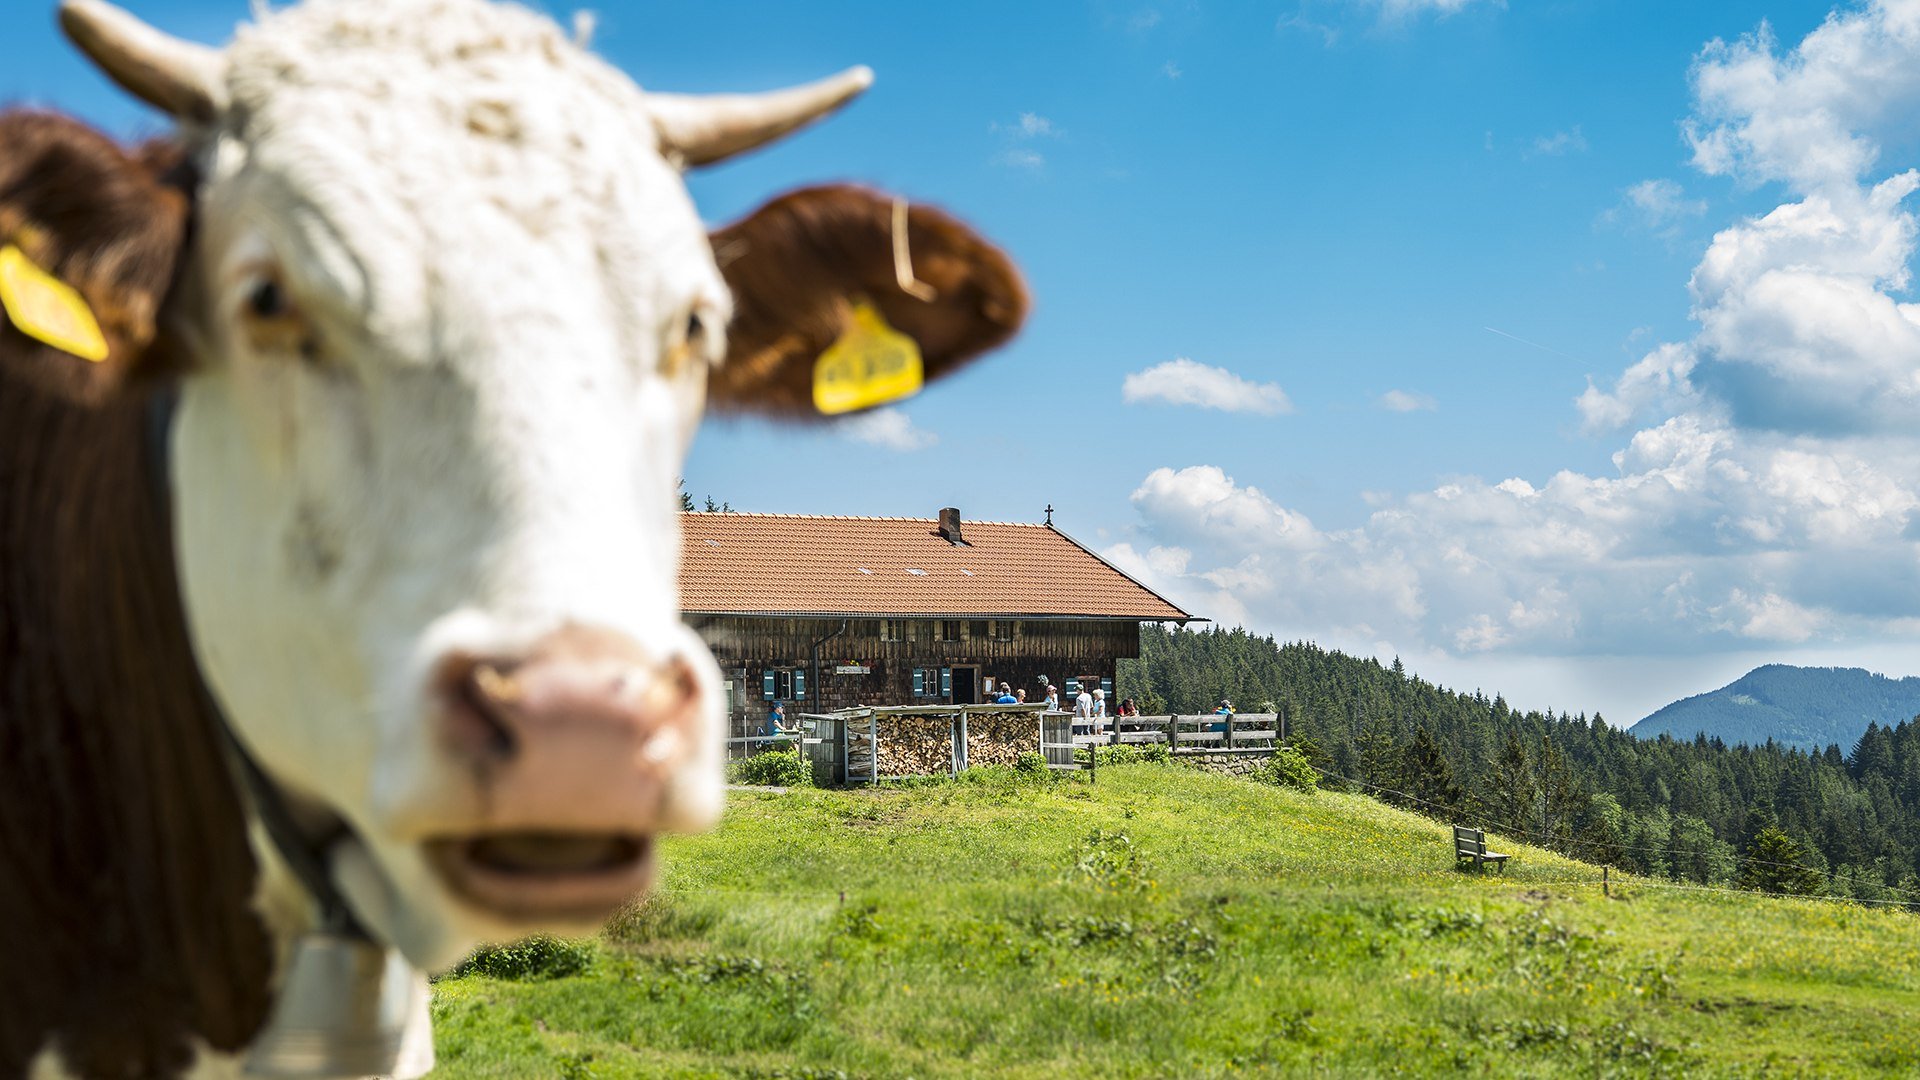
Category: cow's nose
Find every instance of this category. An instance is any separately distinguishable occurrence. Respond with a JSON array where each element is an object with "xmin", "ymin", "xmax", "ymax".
[{"xmin": 435, "ymin": 626, "xmax": 699, "ymax": 771}]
